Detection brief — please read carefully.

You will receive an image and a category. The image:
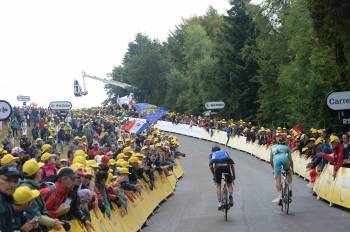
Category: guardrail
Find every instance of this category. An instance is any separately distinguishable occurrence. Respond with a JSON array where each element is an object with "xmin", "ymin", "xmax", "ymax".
[
  {"xmin": 156, "ymin": 121, "xmax": 350, "ymax": 209},
  {"xmin": 50, "ymin": 160, "xmax": 184, "ymax": 232}
]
